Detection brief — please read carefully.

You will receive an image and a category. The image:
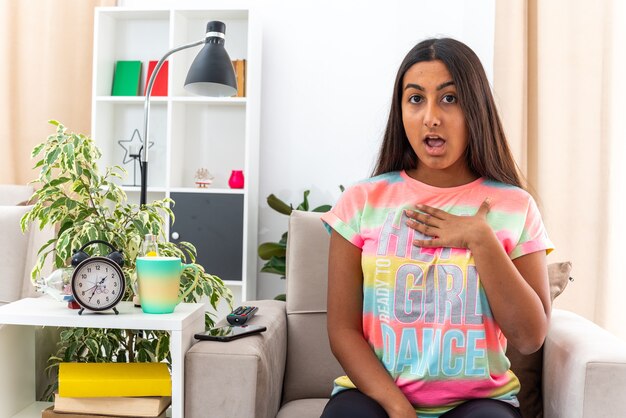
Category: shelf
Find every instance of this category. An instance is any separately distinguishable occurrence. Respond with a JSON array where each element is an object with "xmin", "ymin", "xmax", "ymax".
[
  {"xmin": 96, "ymin": 8, "xmax": 170, "ymax": 20},
  {"xmin": 0, "ymin": 299, "xmax": 205, "ymax": 330},
  {"xmin": 122, "ymin": 186, "xmax": 168, "ymax": 193},
  {"xmin": 121, "ymin": 187, "xmax": 244, "ymax": 195},
  {"xmin": 96, "ymin": 96, "xmax": 167, "ymax": 103},
  {"xmin": 12, "ymin": 401, "xmax": 52, "ymax": 418},
  {"xmin": 169, "ymin": 187, "xmax": 244, "ymax": 194},
  {"xmin": 0, "ymin": 298, "xmax": 199, "ymax": 418},
  {"xmin": 171, "ymin": 97, "xmax": 246, "ymax": 106},
  {"xmin": 96, "ymin": 96, "xmax": 246, "ymax": 106},
  {"xmin": 92, "ymin": 5, "xmax": 260, "ymax": 308}
]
